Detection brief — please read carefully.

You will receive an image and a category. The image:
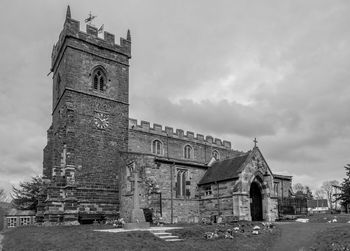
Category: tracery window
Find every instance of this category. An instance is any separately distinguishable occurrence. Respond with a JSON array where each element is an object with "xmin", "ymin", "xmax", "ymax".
[
  {"xmin": 152, "ymin": 139, "xmax": 163, "ymax": 155},
  {"xmin": 212, "ymin": 150, "xmax": 220, "ymax": 160},
  {"xmin": 92, "ymin": 68, "xmax": 106, "ymax": 91},
  {"xmin": 184, "ymin": 145, "xmax": 192, "ymax": 159},
  {"xmin": 176, "ymin": 169, "xmax": 190, "ymax": 198}
]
